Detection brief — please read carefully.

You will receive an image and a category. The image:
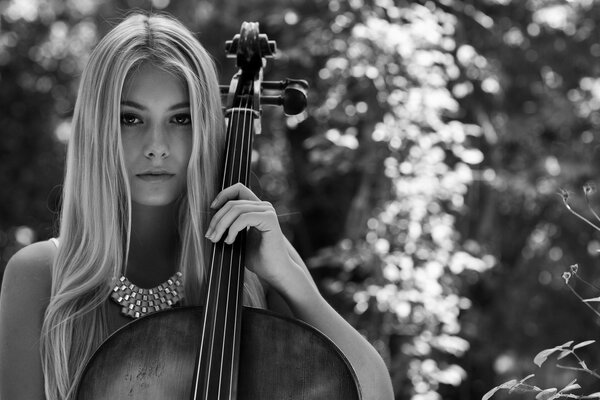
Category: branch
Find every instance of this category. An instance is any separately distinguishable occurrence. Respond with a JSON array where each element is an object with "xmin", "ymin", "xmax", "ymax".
[
  {"xmin": 560, "ymin": 190, "xmax": 600, "ymax": 232},
  {"xmin": 565, "ymin": 283, "xmax": 600, "ymax": 319},
  {"xmin": 556, "ymin": 364, "xmax": 600, "ymax": 380}
]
